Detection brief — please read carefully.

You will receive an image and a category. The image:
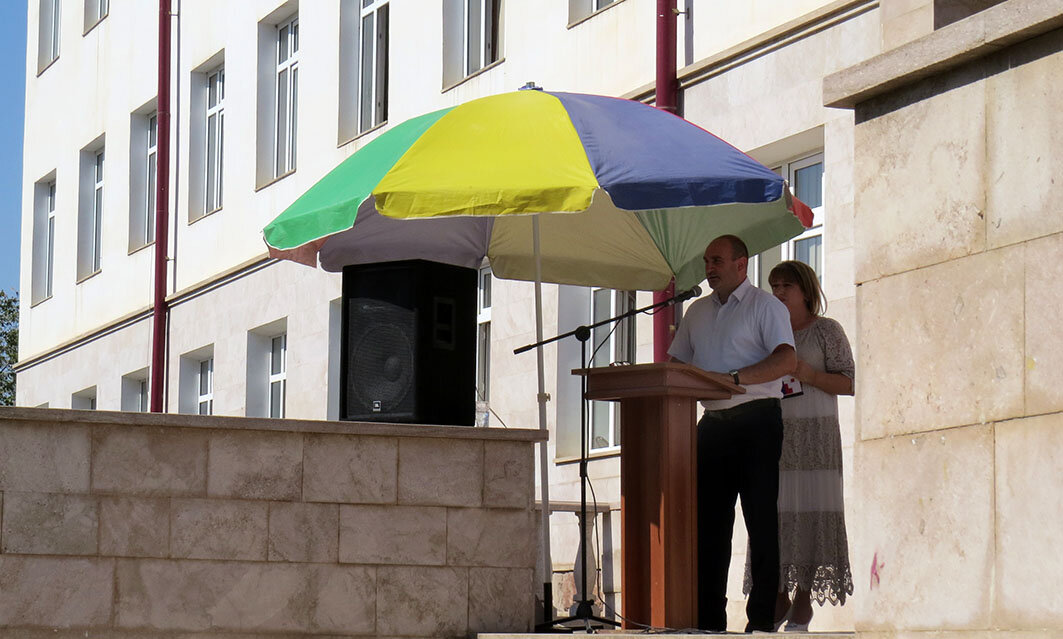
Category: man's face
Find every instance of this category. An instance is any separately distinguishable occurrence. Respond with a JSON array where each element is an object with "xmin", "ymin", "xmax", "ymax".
[{"xmin": 703, "ymin": 239, "xmax": 748, "ymax": 293}]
